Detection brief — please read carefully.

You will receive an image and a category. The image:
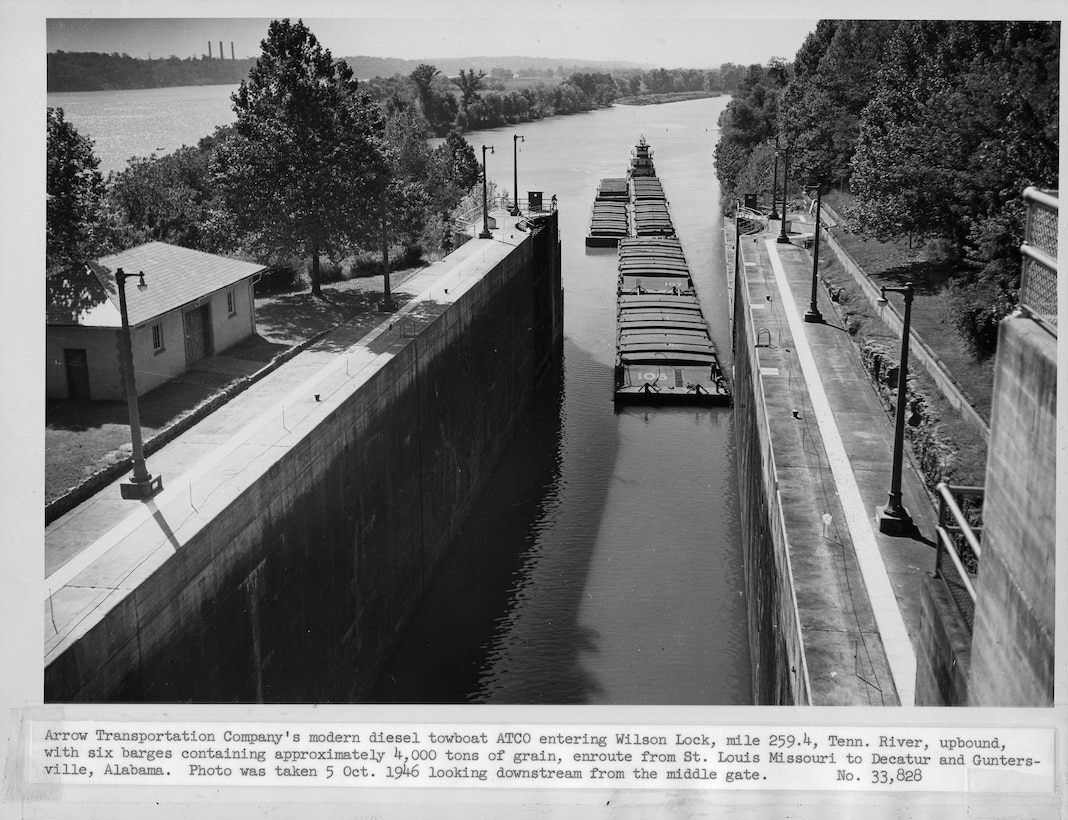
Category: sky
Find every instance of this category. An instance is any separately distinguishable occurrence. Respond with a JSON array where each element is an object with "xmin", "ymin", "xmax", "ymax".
[{"xmin": 40, "ymin": 2, "xmax": 822, "ymax": 69}]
